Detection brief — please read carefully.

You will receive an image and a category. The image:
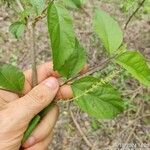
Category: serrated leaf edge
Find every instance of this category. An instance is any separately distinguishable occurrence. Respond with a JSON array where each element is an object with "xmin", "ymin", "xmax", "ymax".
[{"xmin": 59, "ymin": 70, "xmax": 119, "ymax": 103}]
